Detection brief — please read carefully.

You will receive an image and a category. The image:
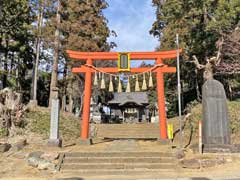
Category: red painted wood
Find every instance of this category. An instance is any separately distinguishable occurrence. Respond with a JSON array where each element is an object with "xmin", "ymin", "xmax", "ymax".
[
  {"xmin": 156, "ymin": 58, "xmax": 168, "ymax": 139},
  {"xmin": 72, "ymin": 66, "xmax": 176, "ymax": 73},
  {"xmin": 81, "ymin": 58, "xmax": 92, "ymax": 139},
  {"xmin": 67, "ymin": 49, "xmax": 182, "ymax": 60}
]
